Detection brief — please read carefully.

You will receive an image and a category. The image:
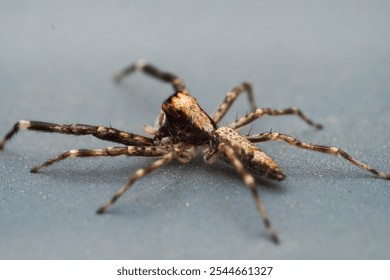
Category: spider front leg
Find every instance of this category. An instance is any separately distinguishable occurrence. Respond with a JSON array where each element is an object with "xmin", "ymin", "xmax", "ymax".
[
  {"xmin": 228, "ymin": 107, "xmax": 323, "ymax": 130},
  {"xmin": 209, "ymin": 142, "xmax": 279, "ymax": 244},
  {"xmin": 30, "ymin": 146, "xmax": 170, "ymax": 173},
  {"xmin": 213, "ymin": 81, "xmax": 256, "ymax": 124},
  {"xmin": 96, "ymin": 150, "xmax": 176, "ymax": 214},
  {"xmin": 247, "ymin": 132, "xmax": 390, "ymax": 180},
  {"xmin": 0, "ymin": 120, "xmax": 153, "ymax": 150},
  {"xmin": 114, "ymin": 60, "xmax": 187, "ymax": 92}
]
